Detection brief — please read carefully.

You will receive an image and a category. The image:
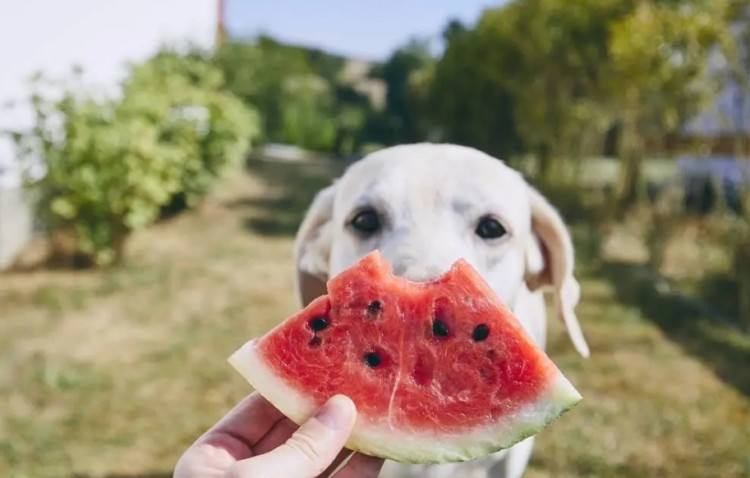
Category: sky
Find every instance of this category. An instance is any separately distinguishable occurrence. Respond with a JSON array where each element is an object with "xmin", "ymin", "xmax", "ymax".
[{"xmin": 226, "ymin": 0, "xmax": 504, "ymax": 61}]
